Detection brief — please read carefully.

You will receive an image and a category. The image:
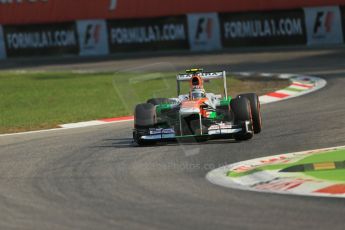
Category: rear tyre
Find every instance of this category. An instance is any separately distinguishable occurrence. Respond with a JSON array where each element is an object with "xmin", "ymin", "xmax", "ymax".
[
  {"xmin": 230, "ymin": 97, "xmax": 254, "ymax": 141},
  {"xmin": 134, "ymin": 103, "xmax": 157, "ymax": 146},
  {"xmin": 238, "ymin": 93, "xmax": 262, "ymax": 134}
]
